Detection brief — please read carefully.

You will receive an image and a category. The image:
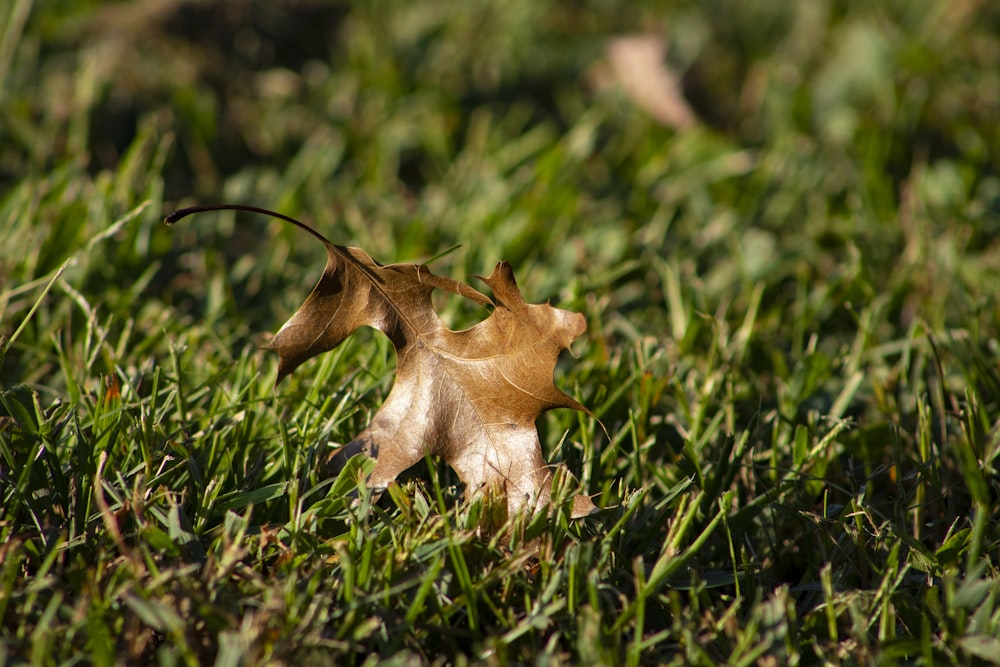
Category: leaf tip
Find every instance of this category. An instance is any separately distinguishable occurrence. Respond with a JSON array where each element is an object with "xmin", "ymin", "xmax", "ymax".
[{"xmin": 571, "ymin": 494, "xmax": 600, "ymax": 518}]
